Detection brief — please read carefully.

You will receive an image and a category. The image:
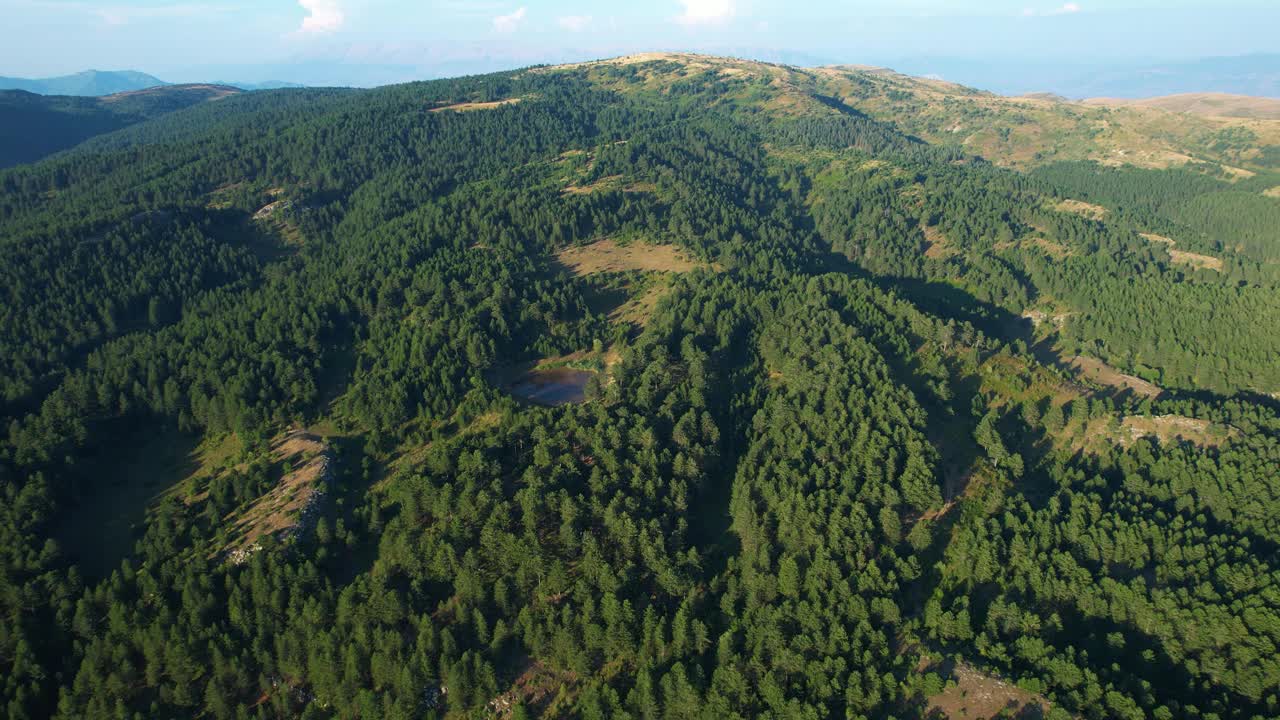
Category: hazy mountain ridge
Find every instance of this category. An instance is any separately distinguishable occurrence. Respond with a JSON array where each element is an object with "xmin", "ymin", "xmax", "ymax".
[
  {"xmin": 0, "ymin": 69, "xmax": 166, "ymax": 96},
  {"xmin": 887, "ymin": 53, "xmax": 1280, "ymax": 100},
  {"xmin": 0, "ymin": 69, "xmax": 305, "ymax": 95},
  {"xmin": 1070, "ymin": 54, "xmax": 1280, "ymax": 99},
  {"xmin": 1081, "ymin": 93, "xmax": 1280, "ymax": 120}
]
